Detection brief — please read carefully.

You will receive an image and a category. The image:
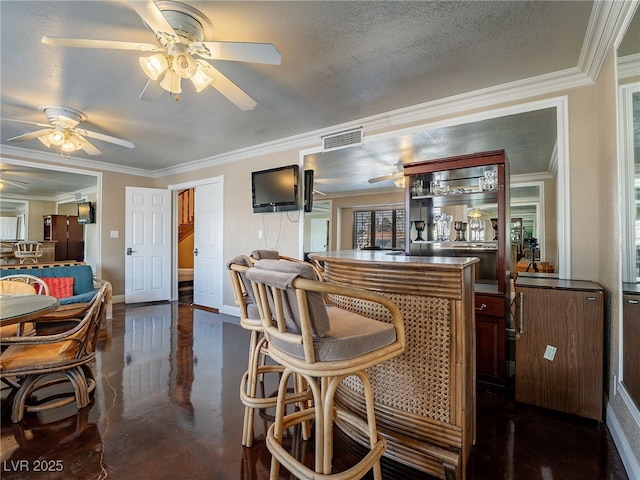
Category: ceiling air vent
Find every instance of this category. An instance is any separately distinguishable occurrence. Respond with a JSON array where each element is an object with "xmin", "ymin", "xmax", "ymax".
[{"xmin": 321, "ymin": 128, "xmax": 364, "ymax": 152}]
